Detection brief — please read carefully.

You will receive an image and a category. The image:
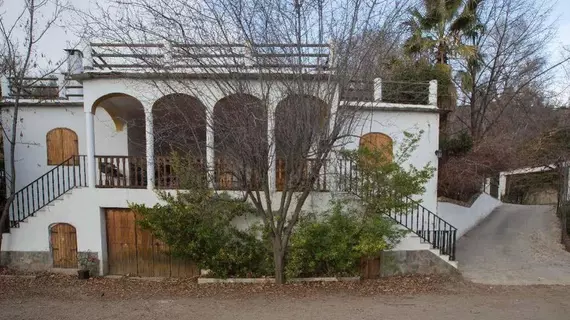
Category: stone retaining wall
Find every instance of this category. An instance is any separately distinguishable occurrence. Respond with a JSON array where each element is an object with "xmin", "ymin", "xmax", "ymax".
[
  {"xmin": 380, "ymin": 250, "xmax": 458, "ymax": 276},
  {"xmin": 1, "ymin": 251, "xmax": 100, "ymax": 275}
]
